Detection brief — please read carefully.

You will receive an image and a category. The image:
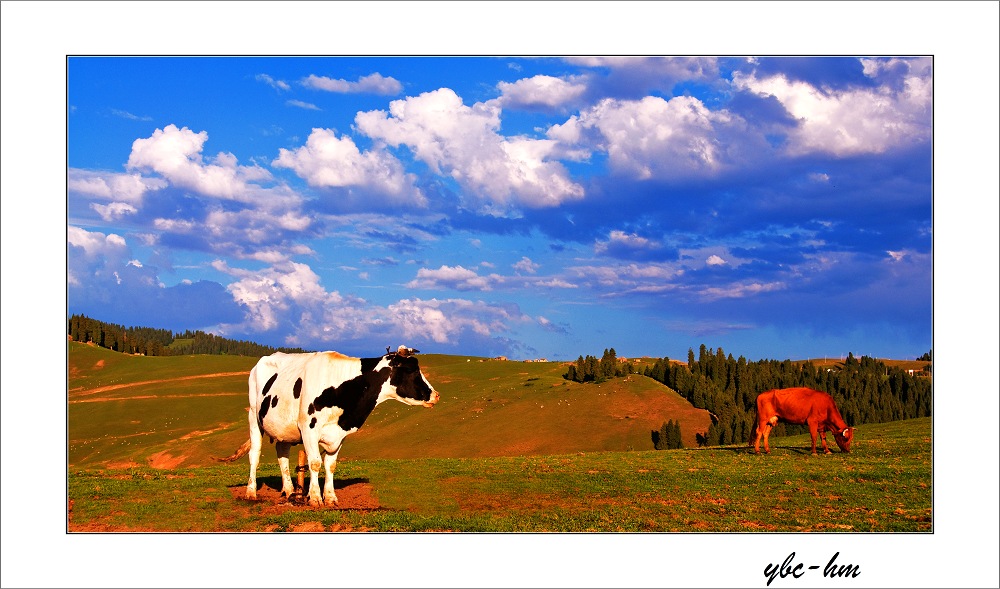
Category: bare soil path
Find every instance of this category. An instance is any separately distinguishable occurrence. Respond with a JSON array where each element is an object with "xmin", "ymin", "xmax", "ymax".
[{"xmin": 68, "ymin": 372, "xmax": 247, "ymax": 397}]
